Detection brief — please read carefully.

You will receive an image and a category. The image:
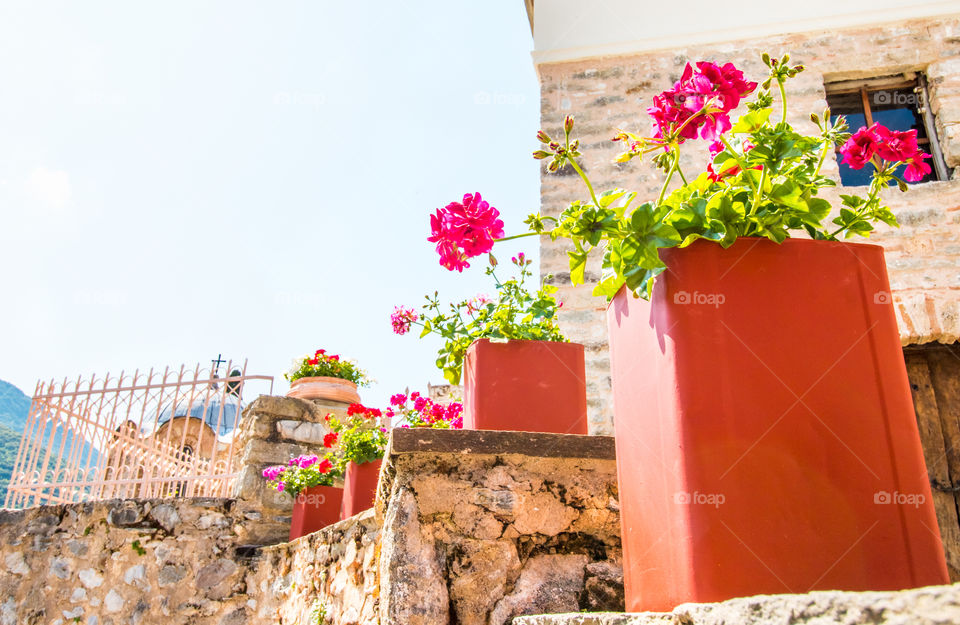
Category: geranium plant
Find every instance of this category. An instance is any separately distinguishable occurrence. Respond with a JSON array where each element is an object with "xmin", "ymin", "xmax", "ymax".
[
  {"xmin": 262, "ymin": 450, "xmax": 340, "ymax": 497},
  {"xmin": 392, "ymin": 250, "xmax": 566, "ymax": 383},
  {"xmin": 428, "ymin": 53, "xmax": 931, "ymax": 300},
  {"xmin": 285, "ymin": 348, "xmax": 370, "ymax": 386},
  {"xmin": 324, "ymin": 403, "xmax": 389, "ymax": 471},
  {"xmin": 387, "ymin": 391, "xmax": 463, "ymax": 429}
]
